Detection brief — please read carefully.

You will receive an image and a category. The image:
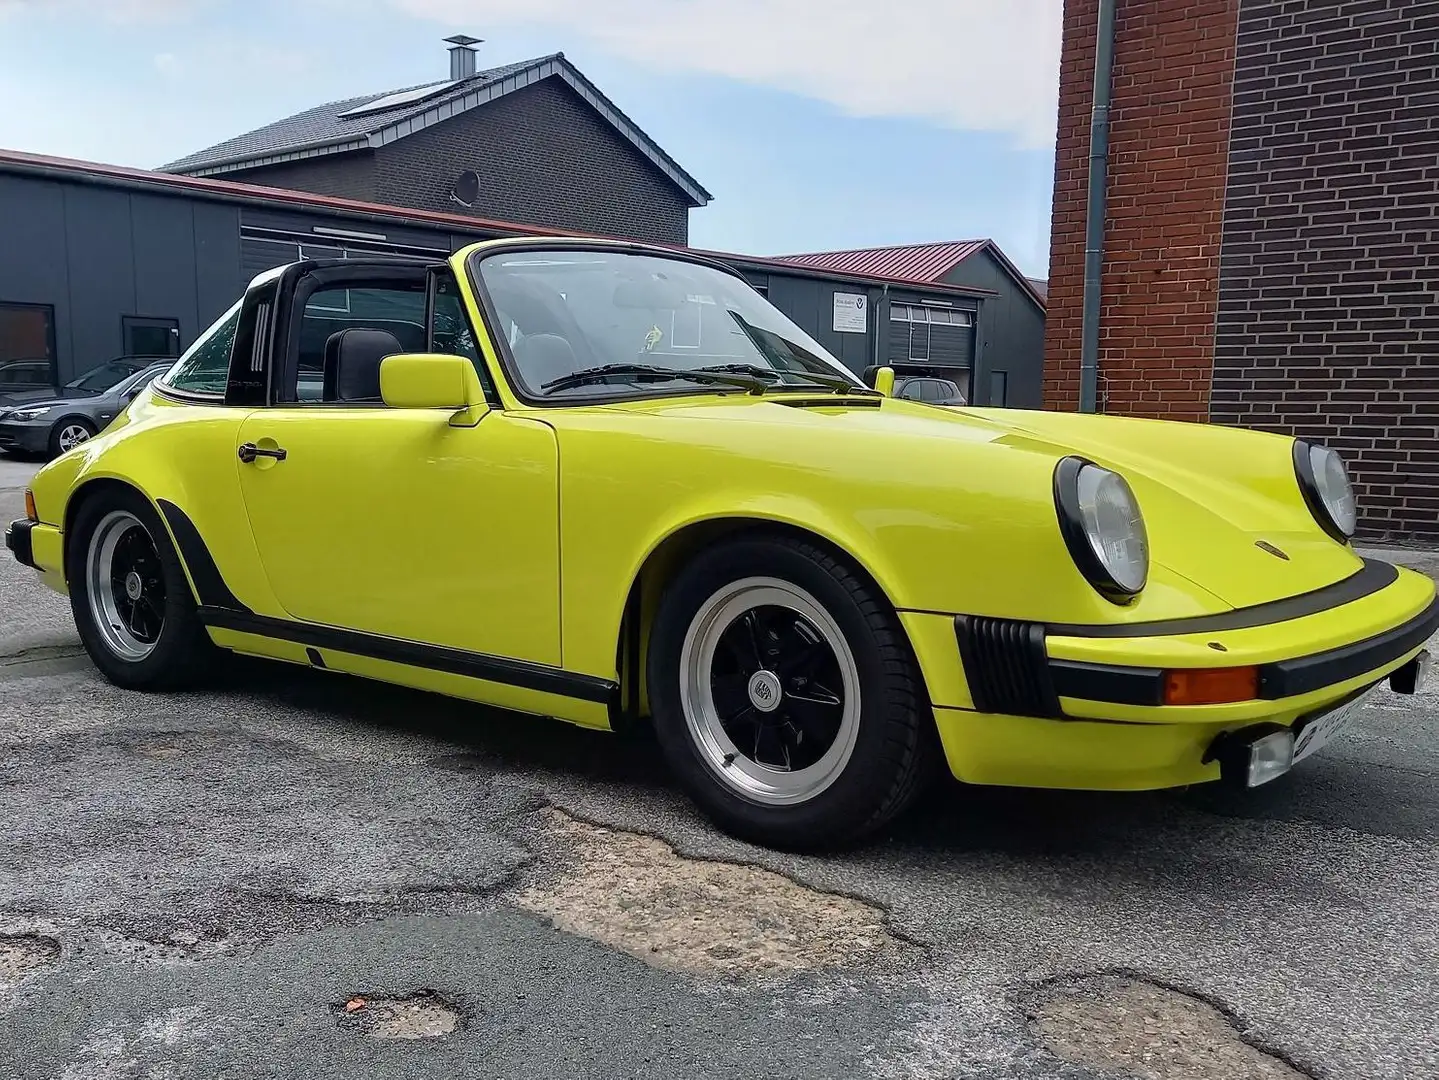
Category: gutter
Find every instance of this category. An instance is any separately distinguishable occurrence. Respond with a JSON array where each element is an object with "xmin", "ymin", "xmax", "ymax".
[{"xmin": 1079, "ymin": 0, "xmax": 1118, "ymax": 413}]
